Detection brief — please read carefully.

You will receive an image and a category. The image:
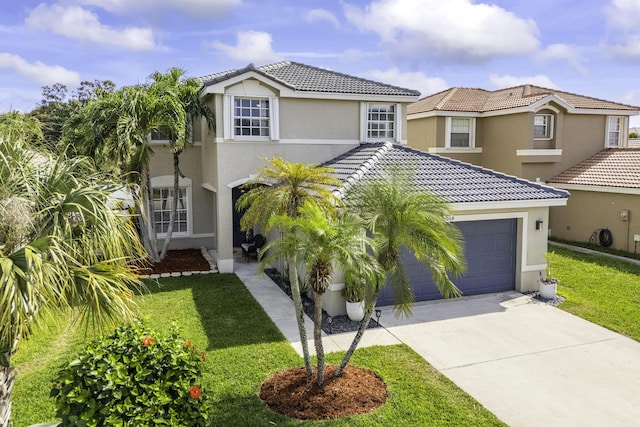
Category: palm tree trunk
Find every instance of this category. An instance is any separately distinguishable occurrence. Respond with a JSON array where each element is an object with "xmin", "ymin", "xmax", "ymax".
[
  {"xmin": 335, "ymin": 288, "xmax": 381, "ymax": 377},
  {"xmin": 313, "ymin": 291, "xmax": 325, "ymax": 386},
  {"xmin": 158, "ymin": 152, "xmax": 180, "ymax": 260},
  {"xmin": 138, "ymin": 170, "xmax": 159, "ymax": 262},
  {"xmin": 287, "ymin": 254, "xmax": 312, "ymax": 376},
  {"xmin": 0, "ymin": 345, "xmax": 14, "ymax": 427}
]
